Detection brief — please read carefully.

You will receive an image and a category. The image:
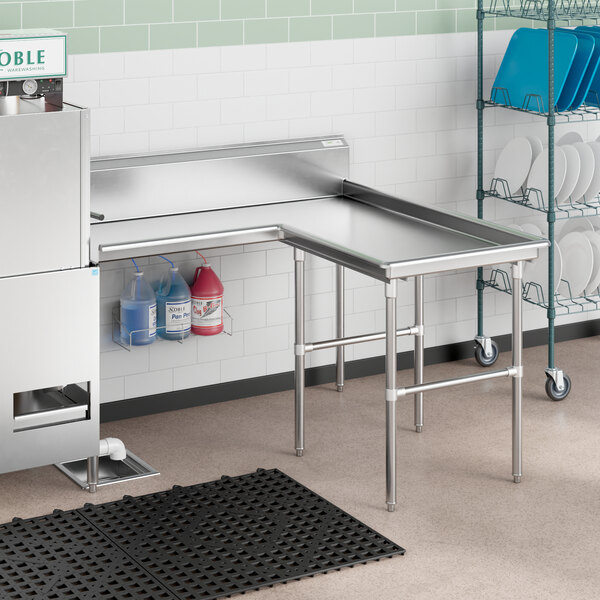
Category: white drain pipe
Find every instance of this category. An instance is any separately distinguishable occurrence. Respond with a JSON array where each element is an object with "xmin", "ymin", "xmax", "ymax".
[
  {"xmin": 87, "ymin": 438, "xmax": 127, "ymax": 493},
  {"xmin": 99, "ymin": 437, "xmax": 127, "ymax": 461}
]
